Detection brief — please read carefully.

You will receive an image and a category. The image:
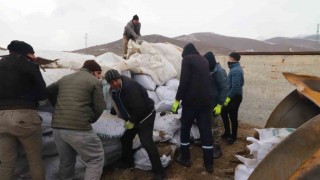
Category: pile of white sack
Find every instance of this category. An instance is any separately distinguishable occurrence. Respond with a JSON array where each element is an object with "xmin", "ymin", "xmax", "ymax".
[{"xmin": 234, "ymin": 128, "xmax": 296, "ymax": 180}]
